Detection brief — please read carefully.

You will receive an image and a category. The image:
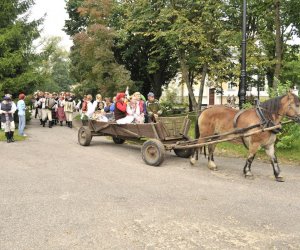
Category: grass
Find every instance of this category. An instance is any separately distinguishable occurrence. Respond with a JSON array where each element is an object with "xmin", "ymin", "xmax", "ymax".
[
  {"xmin": 0, "ymin": 129, "xmax": 26, "ymax": 142},
  {"xmin": 188, "ymin": 120, "xmax": 300, "ymax": 165}
]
